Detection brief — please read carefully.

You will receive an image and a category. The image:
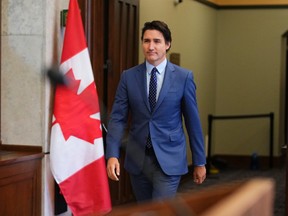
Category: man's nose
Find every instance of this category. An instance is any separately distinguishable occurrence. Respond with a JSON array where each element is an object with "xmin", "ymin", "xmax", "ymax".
[{"xmin": 148, "ymin": 42, "xmax": 155, "ymax": 50}]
